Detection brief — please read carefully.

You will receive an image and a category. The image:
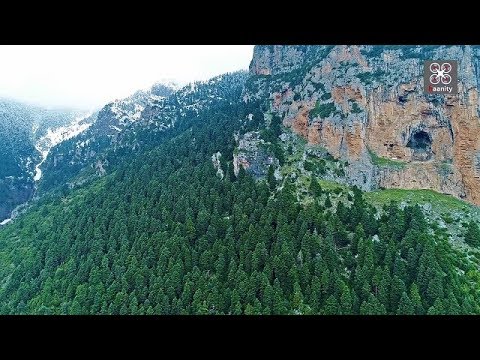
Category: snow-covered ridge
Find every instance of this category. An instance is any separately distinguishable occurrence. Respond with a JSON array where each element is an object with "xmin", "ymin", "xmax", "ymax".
[
  {"xmin": 107, "ymin": 82, "xmax": 175, "ymax": 130},
  {"xmin": 33, "ymin": 113, "xmax": 92, "ymax": 181},
  {"xmin": 110, "ymin": 99, "xmax": 145, "ymax": 125}
]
